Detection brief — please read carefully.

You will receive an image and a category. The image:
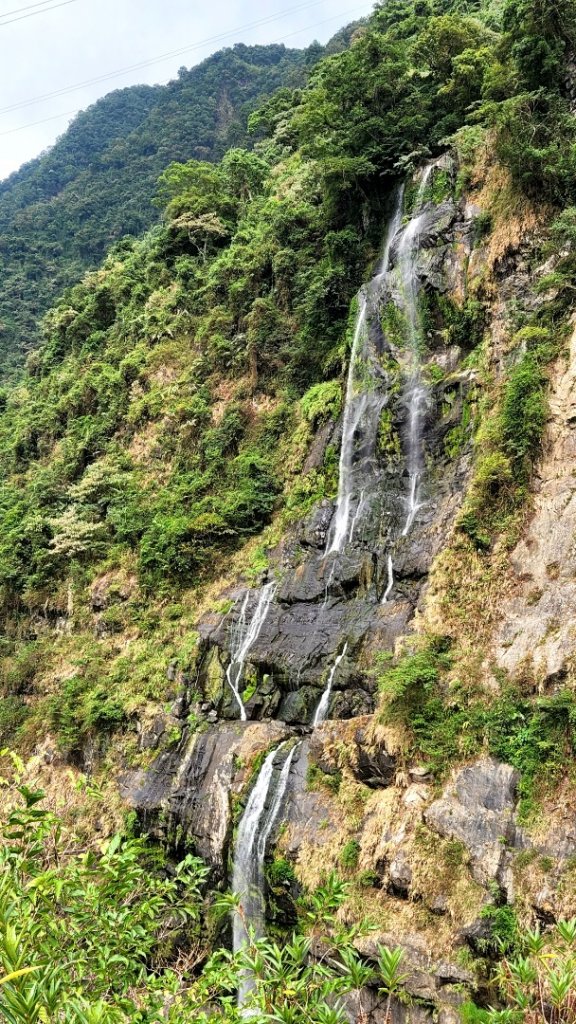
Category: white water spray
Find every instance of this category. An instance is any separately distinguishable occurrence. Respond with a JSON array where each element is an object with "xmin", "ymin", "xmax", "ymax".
[
  {"xmin": 232, "ymin": 742, "xmax": 300, "ymax": 1003},
  {"xmin": 325, "ymin": 192, "xmax": 404, "ymax": 557},
  {"xmin": 312, "ymin": 642, "xmax": 349, "ymax": 727},
  {"xmin": 396, "ymin": 165, "xmax": 435, "ymax": 539},
  {"xmin": 382, "ymin": 554, "xmax": 394, "ymax": 604},
  {"xmin": 225, "ymin": 582, "xmax": 277, "ymax": 720}
]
